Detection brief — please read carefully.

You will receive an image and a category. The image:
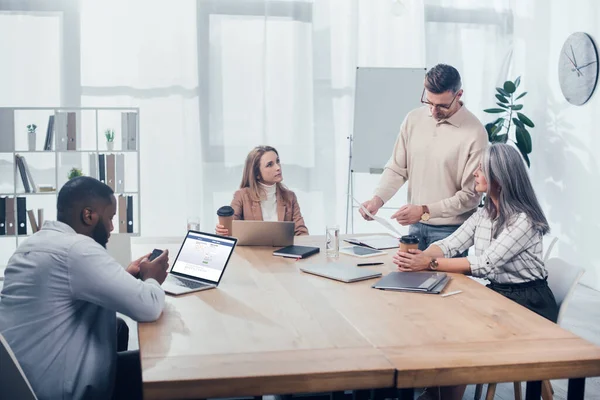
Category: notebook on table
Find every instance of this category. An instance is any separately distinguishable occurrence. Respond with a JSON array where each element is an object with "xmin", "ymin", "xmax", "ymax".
[
  {"xmin": 372, "ymin": 271, "xmax": 450, "ymax": 294},
  {"xmin": 273, "ymin": 245, "xmax": 320, "ymax": 259},
  {"xmin": 300, "ymin": 263, "xmax": 382, "ymax": 283},
  {"xmin": 344, "ymin": 235, "xmax": 399, "ymax": 250}
]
